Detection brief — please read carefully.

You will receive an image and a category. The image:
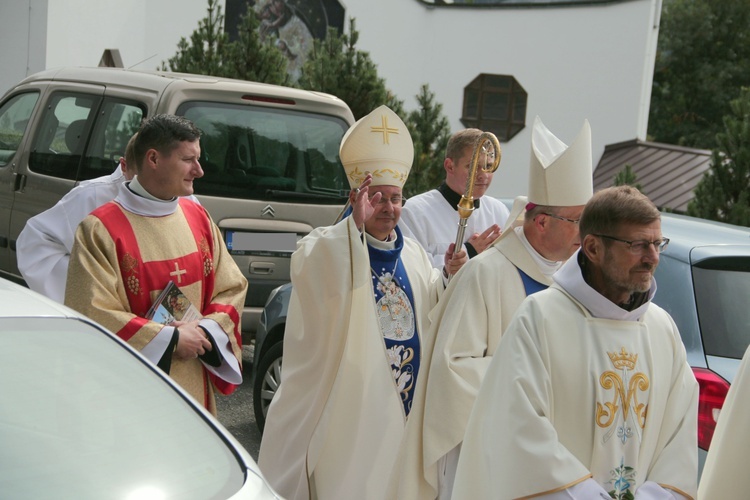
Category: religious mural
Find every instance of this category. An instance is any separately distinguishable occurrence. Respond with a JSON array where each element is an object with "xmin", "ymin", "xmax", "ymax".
[
  {"xmin": 421, "ymin": 0, "xmax": 623, "ymax": 4},
  {"xmin": 225, "ymin": 0, "xmax": 345, "ymax": 82}
]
